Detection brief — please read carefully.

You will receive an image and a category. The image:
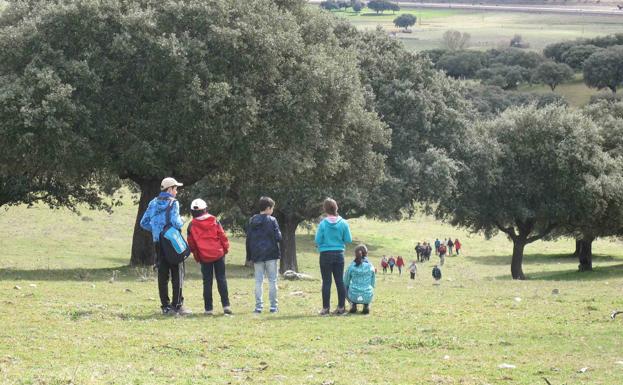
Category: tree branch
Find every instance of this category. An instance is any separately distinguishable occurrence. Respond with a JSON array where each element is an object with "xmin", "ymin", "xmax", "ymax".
[
  {"xmin": 526, "ymin": 222, "xmax": 557, "ymax": 244},
  {"xmin": 495, "ymin": 221, "xmax": 517, "ymax": 240}
]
